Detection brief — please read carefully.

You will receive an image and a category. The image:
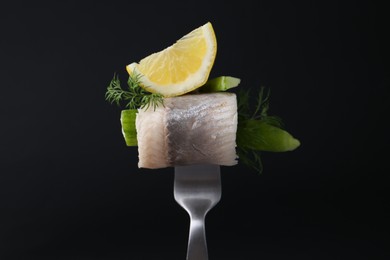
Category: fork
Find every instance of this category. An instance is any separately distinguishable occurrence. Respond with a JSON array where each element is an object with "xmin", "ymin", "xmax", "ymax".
[{"xmin": 174, "ymin": 164, "xmax": 222, "ymax": 260}]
